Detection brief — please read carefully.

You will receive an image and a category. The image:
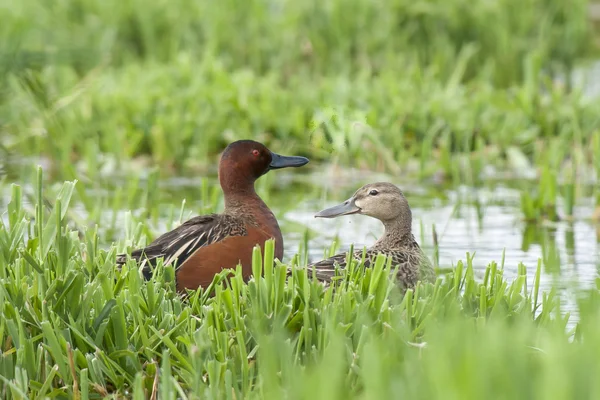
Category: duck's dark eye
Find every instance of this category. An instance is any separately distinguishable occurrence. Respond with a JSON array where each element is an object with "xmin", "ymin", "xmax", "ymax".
[
  {"xmin": 252, "ymin": 149, "xmax": 260, "ymax": 157},
  {"xmin": 369, "ymin": 189, "xmax": 379, "ymax": 196}
]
